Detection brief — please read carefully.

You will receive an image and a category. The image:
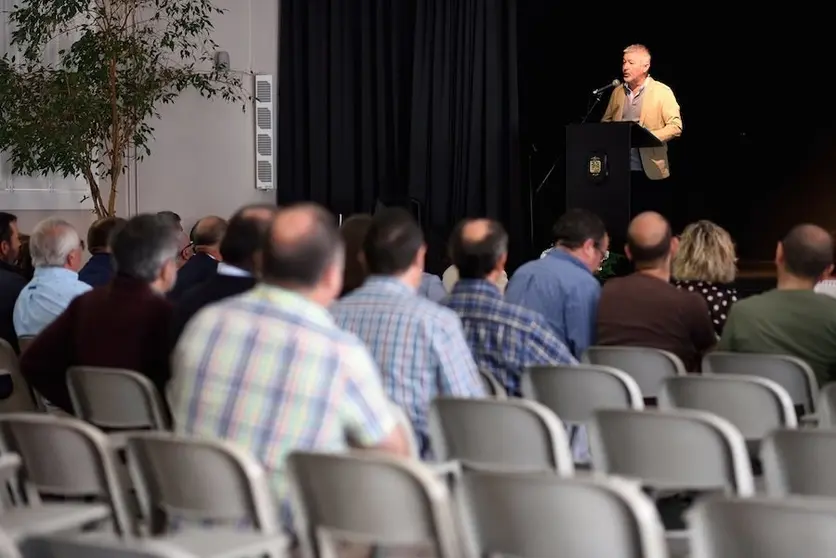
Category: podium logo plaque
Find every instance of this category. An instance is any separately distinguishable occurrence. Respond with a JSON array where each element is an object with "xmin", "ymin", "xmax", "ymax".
[{"xmin": 587, "ymin": 153, "xmax": 607, "ymax": 182}]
